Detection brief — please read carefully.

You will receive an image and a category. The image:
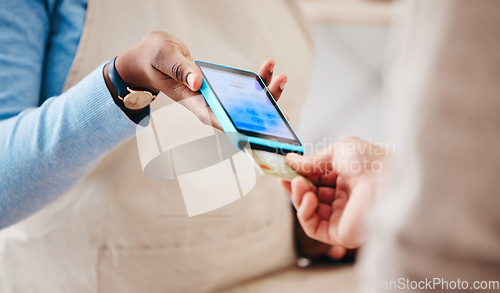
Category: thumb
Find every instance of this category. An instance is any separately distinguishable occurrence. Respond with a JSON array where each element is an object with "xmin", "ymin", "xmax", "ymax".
[
  {"xmin": 286, "ymin": 152, "xmax": 332, "ymax": 177},
  {"xmin": 154, "ymin": 50, "xmax": 203, "ymax": 91}
]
